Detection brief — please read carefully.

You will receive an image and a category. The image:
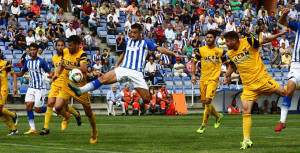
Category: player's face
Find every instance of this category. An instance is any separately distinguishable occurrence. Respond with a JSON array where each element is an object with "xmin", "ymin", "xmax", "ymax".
[
  {"xmin": 130, "ymin": 28, "xmax": 141, "ymax": 41},
  {"xmin": 205, "ymin": 34, "xmax": 215, "ymax": 46},
  {"xmin": 225, "ymin": 38, "xmax": 235, "ymax": 50},
  {"xmin": 68, "ymin": 42, "xmax": 78, "ymax": 54},
  {"xmin": 56, "ymin": 41, "xmax": 65, "ymax": 55},
  {"xmin": 30, "ymin": 47, "xmax": 38, "ymax": 58}
]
